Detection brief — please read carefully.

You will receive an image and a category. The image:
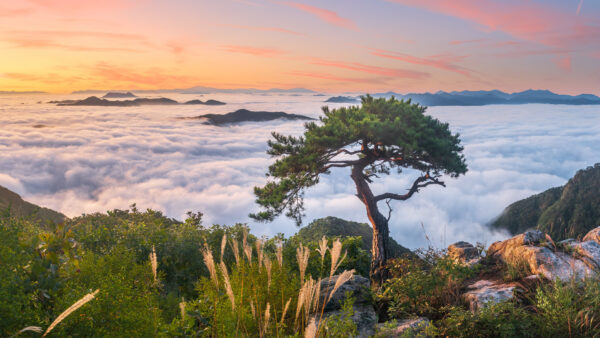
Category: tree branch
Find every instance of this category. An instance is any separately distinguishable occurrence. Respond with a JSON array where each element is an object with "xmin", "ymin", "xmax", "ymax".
[{"xmin": 373, "ymin": 174, "xmax": 445, "ymax": 202}]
